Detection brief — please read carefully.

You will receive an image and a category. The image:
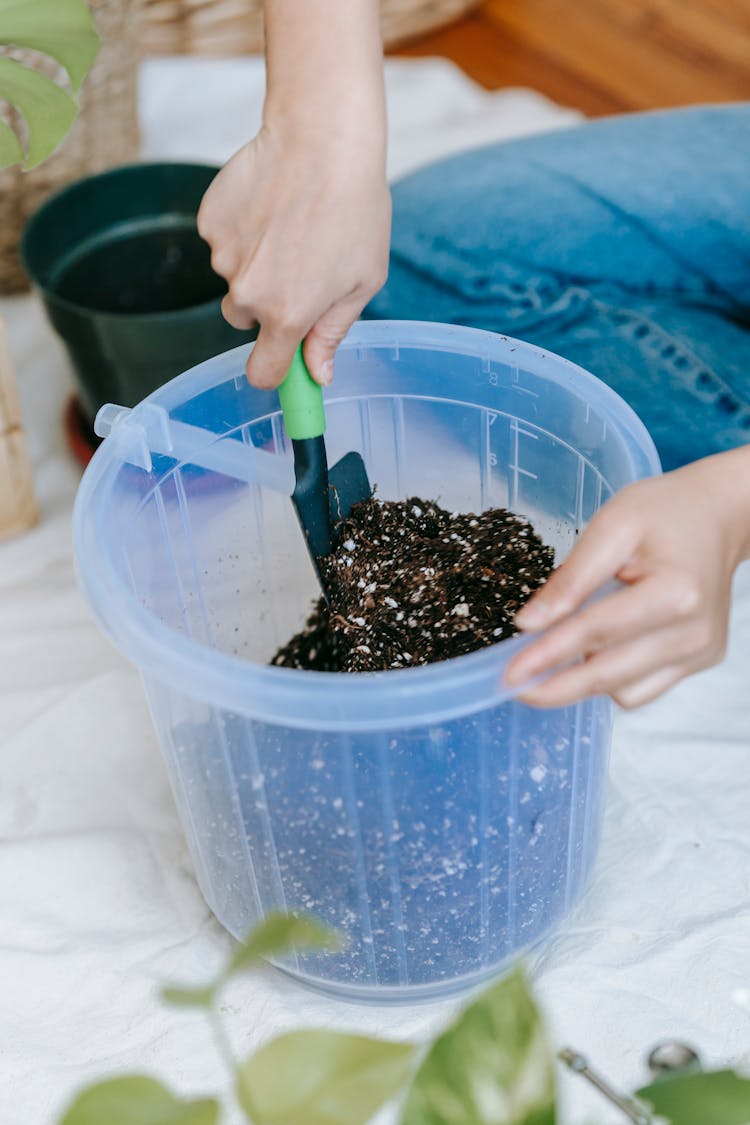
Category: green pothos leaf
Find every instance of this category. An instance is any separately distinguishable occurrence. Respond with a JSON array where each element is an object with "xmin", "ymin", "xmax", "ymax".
[
  {"xmin": 637, "ymin": 1069, "xmax": 750, "ymax": 1125},
  {"xmin": 237, "ymin": 1030, "xmax": 416, "ymax": 1125},
  {"xmin": 0, "ymin": 55, "xmax": 77, "ymax": 167},
  {"xmin": 401, "ymin": 967, "xmax": 556, "ymax": 1125},
  {"xmin": 0, "ymin": 0, "xmax": 99, "ymax": 169},
  {"xmin": 227, "ymin": 912, "xmax": 342, "ymax": 977},
  {"xmin": 59, "ymin": 1076, "xmax": 220, "ymax": 1125},
  {"xmin": 0, "ymin": 115, "xmax": 22, "ymax": 165},
  {"xmin": 0, "ymin": 0, "xmax": 98, "ymax": 92}
]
